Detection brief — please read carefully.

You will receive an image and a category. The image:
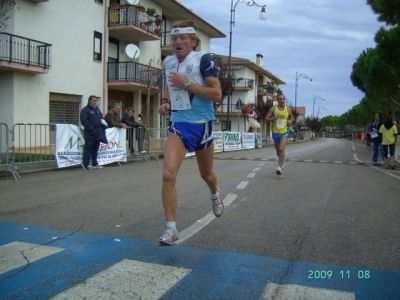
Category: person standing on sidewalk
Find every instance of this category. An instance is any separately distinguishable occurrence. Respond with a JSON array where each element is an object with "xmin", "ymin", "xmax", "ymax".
[
  {"xmin": 158, "ymin": 20, "xmax": 223, "ymax": 245},
  {"xmin": 80, "ymin": 95, "xmax": 108, "ymax": 170},
  {"xmin": 369, "ymin": 112, "xmax": 384, "ymax": 163},
  {"xmin": 121, "ymin": 107, "xmax": 142, "ymax": 156},
  {"xmin": 265, "ymin": 94, "xmax": 294, "ymax": 175},
  {"xmin": 379, "ymin": 113, "xmax": 398, "ymax": 169}
]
